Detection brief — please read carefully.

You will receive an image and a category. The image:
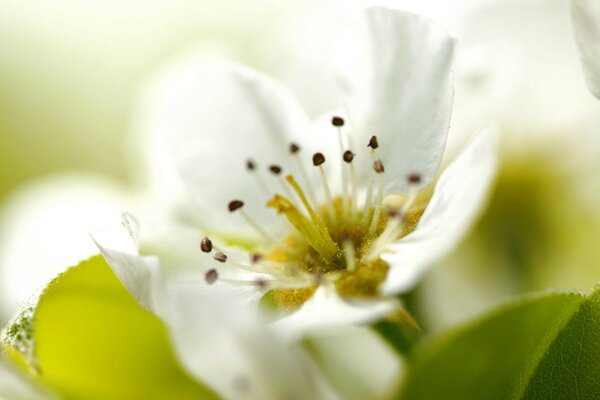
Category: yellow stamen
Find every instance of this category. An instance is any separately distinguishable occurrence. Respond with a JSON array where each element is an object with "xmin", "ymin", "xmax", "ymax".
[{"xmin": 267, "ymin": 194, "xmax": 339, "ymax": 261}]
